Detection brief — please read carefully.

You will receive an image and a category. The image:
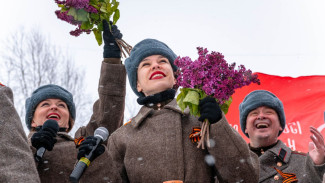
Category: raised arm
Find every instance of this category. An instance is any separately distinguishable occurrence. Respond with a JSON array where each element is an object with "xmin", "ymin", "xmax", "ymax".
[{"xmin": 75, "ymin": 21, "xmax": 126, "ymax": 138}]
